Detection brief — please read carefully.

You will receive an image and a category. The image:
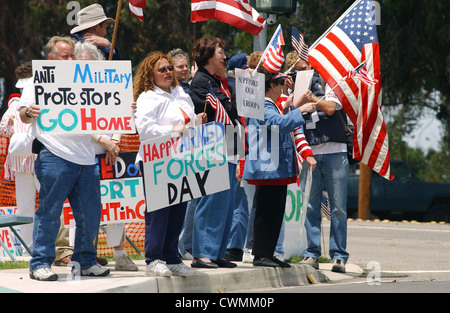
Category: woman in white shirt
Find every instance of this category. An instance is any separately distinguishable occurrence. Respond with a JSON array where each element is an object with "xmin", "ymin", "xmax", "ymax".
[{"xmin": 133, "ymin": 51, "xmax": 205, "ymax": 277}]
